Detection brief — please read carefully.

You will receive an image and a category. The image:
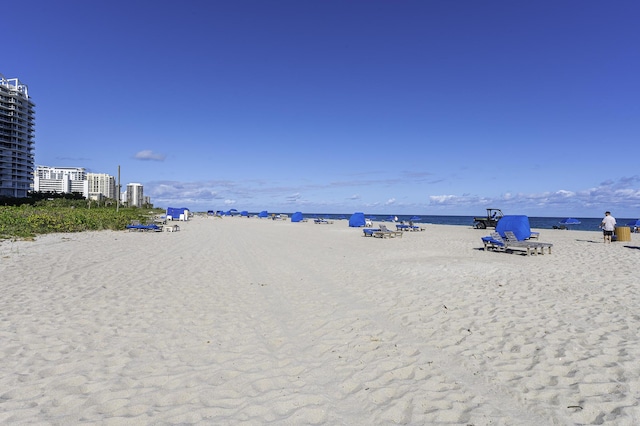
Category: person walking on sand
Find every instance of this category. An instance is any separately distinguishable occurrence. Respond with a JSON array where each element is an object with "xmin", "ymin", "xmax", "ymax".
[{"xmin": 601, "ymin": 211, "xmax": 616, "ymax": 243}]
